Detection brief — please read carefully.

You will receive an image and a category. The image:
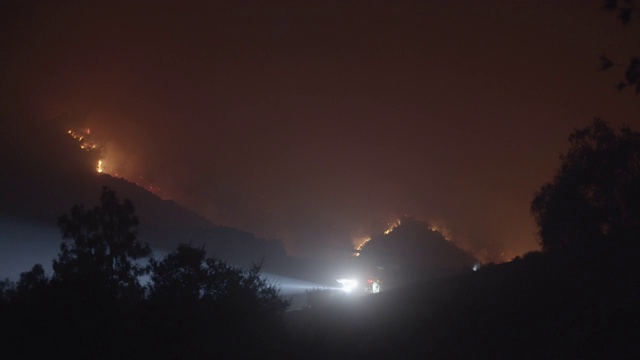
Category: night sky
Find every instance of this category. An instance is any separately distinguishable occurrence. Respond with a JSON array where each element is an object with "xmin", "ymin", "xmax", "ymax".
[{"xmin": 2, "ymin": 0, "xmax": 639, "ymax": 262}]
